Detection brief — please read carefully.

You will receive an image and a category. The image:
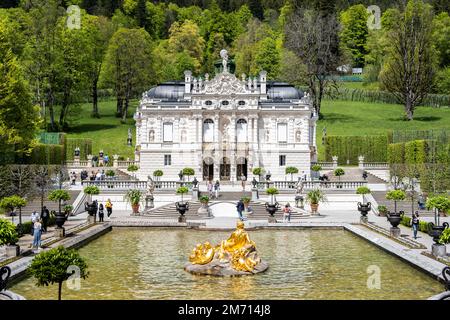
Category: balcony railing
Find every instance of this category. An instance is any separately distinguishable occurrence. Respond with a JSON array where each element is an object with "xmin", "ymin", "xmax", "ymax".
[
  {"xmin": 81, "ymin": 180, "xmax": 180, "ymax": 190},
  {"xmin": 255, "ymin": 180, "xmax": 367, "ymax": 191}
]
